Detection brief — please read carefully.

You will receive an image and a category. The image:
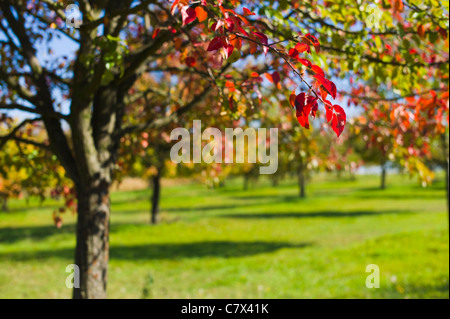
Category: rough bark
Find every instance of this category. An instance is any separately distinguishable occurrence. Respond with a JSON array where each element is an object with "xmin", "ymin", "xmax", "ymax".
[
  {"xmin": 73, "ymin": 177, "xmax": 111, "ymax": 299},
  {"xmin": 69, "ymin": 84, "xmax": 126, "ymax": 298},
  {"xmin": 150, "ymin": 172, "xmax": 161, "ymax": 225}
]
